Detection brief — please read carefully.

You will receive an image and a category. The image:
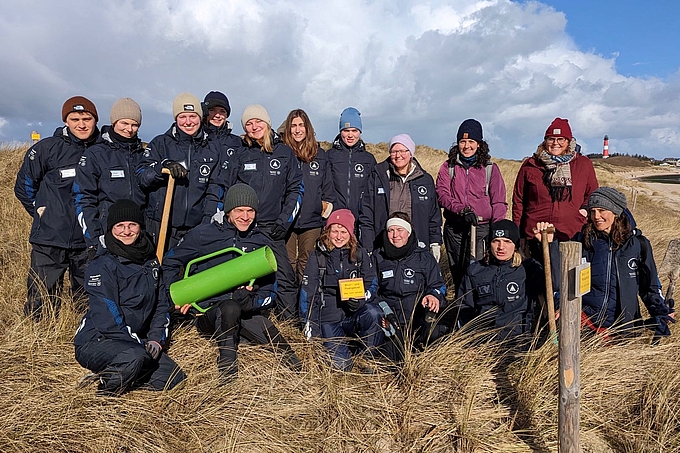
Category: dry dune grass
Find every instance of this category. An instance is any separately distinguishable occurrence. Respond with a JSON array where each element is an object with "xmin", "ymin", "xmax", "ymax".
[{"xmin": 0, "ymin": 142, "xmax": 679, "ymax": 452}]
